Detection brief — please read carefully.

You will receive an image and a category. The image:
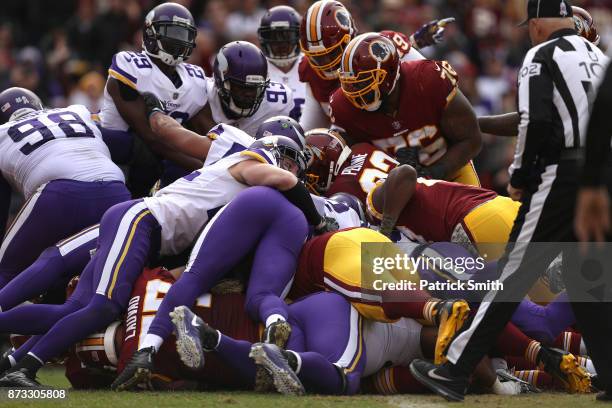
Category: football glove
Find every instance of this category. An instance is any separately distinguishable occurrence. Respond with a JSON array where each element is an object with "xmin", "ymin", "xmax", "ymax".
[
  {"xmin": 142, "ymin": 92, "xmax": 166, "ymax": 119},
  {"xmin": 314, "ymin": 216, "xmax": 340, "ymax": 235},
  {"xmin": 410, "ymin": 17, "xmax": 455, "ymax": 49}
]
